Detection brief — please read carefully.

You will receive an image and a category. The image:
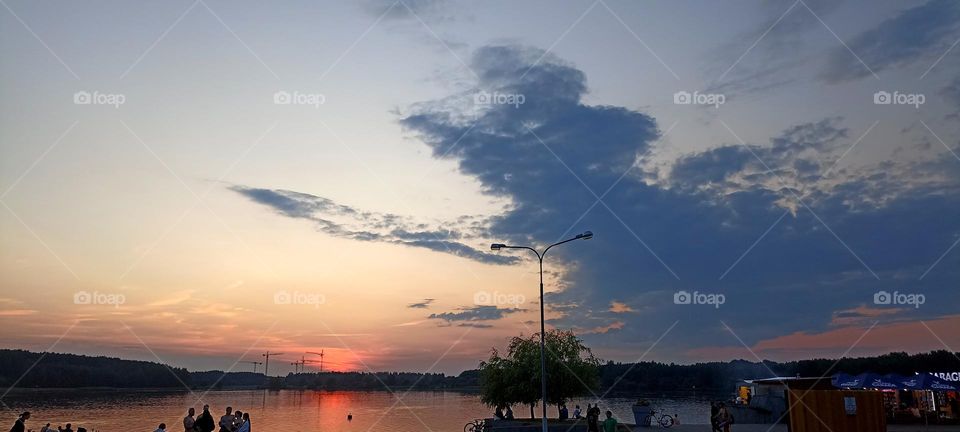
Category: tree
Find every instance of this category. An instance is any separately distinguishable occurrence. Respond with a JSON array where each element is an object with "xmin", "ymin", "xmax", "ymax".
[{"xmin": 479, "ymin": 330, "xmax": 601, "ymax": 418}]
